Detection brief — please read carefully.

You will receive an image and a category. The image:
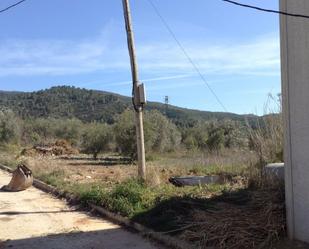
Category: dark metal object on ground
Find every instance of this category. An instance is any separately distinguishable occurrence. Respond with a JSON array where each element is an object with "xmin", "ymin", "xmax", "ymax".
[{"xmin": 169, "ymin": 175, "xmax": 222, "ymax": 187}]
